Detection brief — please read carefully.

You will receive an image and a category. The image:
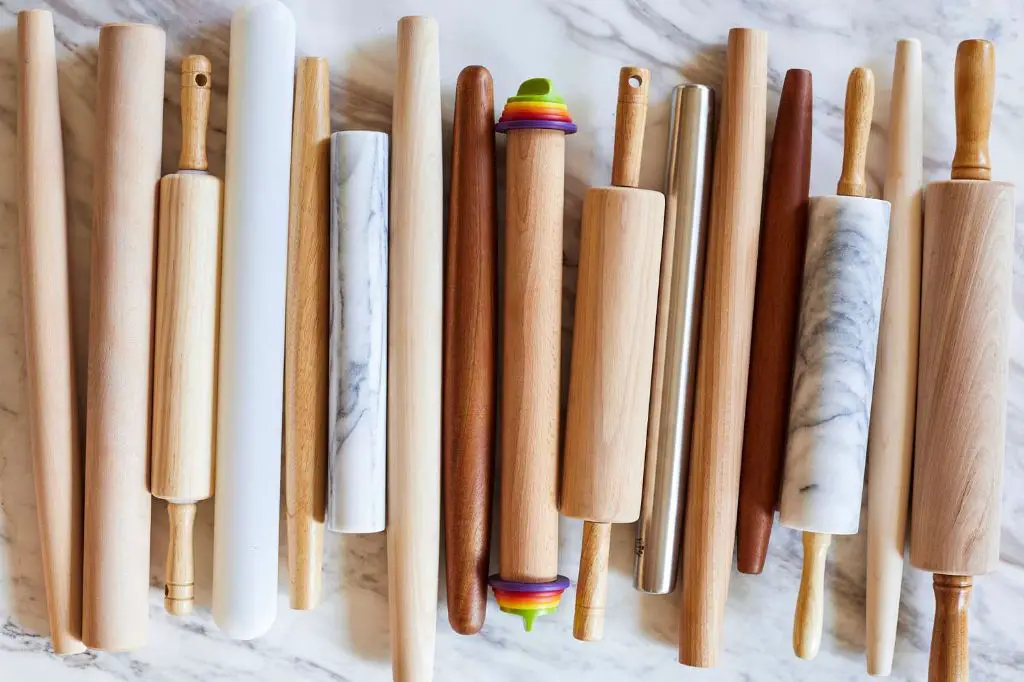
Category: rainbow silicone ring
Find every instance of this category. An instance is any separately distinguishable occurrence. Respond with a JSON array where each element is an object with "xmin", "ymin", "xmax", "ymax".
[
  {"xmin": 488, "ymin": 574, "xmax": 571, "ymax": 632},
  {"xmin": 496, "ymin": 78, "xmax": 577, "ymax": 134}
]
